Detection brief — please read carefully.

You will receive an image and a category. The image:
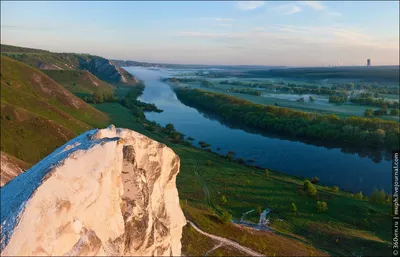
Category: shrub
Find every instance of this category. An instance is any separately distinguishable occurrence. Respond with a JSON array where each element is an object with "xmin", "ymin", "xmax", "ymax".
[
  {"xmin": 221, "ymin": 195, "xmax": 228, "ymax": 205},
  {"xmin": 354, "ymin": 191, "xmax": 363, "ymax": 199},
  {"xmin": 311, "ymin": 176, "xmax": 320, "ymax": 184},
  {"xmin": 291, "ymin": 203, "xmax": 297, "ymax": 213},
  {"xmin": 332, "ymin": 185, "xmax": 339, "ymax": 193},
  {"xmin": 316, "ymin": 201, "xmax": 328, "ymax": 212},
  {"xmin": 220, "ymin": 211, "xmax": 232, "ymax": 224},
  {"xmin": 304, "ymin": 180, "xmax": 317, "ymax": 196},
  {"xmin": 370, "ymin": 188, "xmax": 386, "ymax": 203},
  {"xmin": 265, "ymin": 169, "xmax": 269, "ymax": 177},
  {"xmin": 364, "ymin": 108, "xmax": 374, "ymax": 117},
  {"xmin": 165, "ymin": 123, "xmax": 176, "ymax": 132},
  {"xmin": 237, "ymin": 158, "xmax": 244, "ymax": 164}
]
